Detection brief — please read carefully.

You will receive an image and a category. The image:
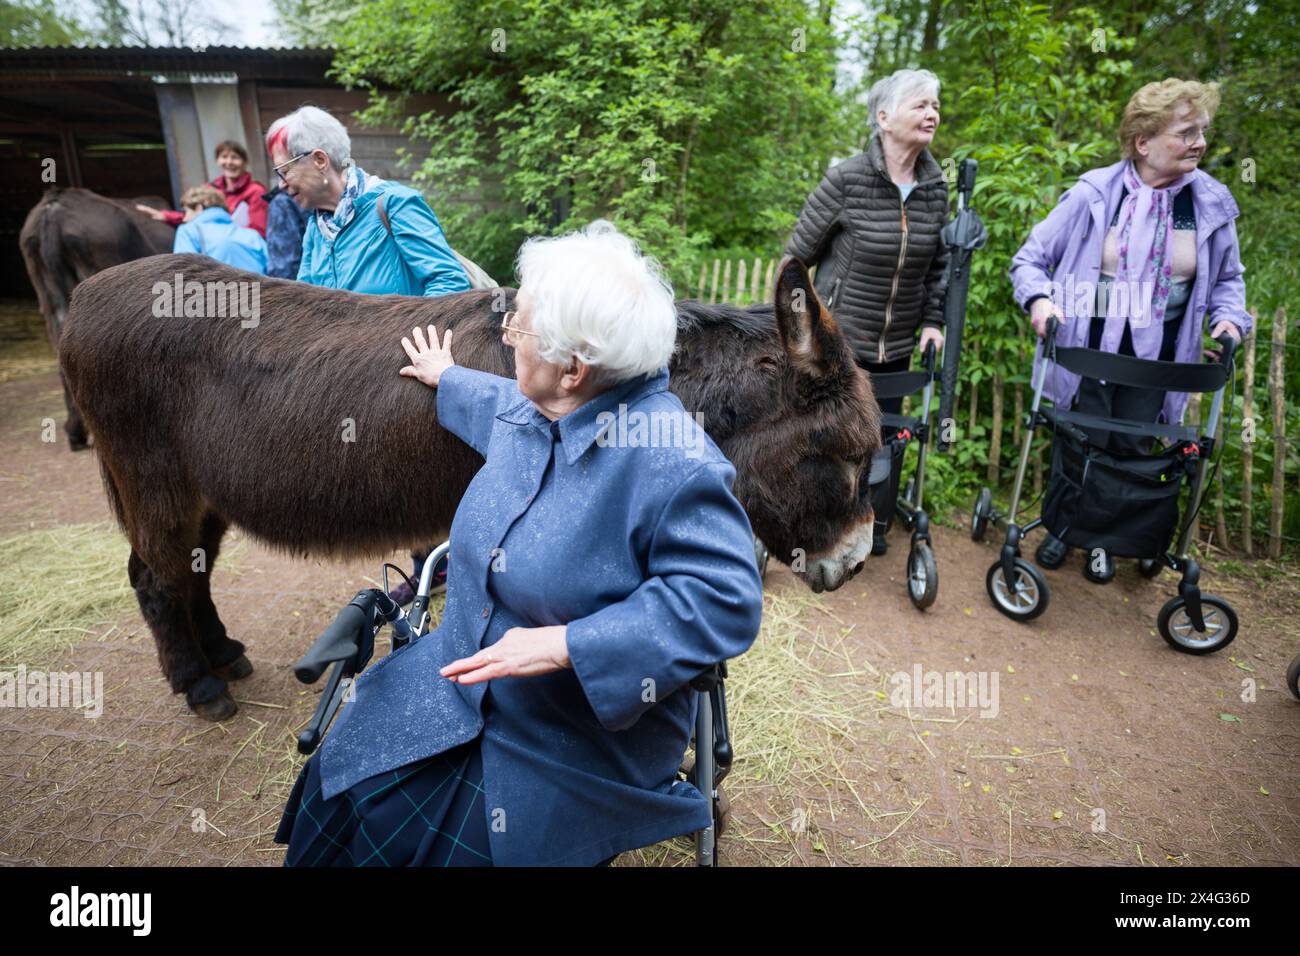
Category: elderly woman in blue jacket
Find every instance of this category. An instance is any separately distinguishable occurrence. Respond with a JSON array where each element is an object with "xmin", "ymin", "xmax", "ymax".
[
  {"xmin": 265, "ymin": 105, "xmax": 471, "ymax": 297},
  {"xmin": 267, "ymin": 105, "xmax": 474, "ymax": 598},
  {"xmin": 274, "ymin": 220, "xmax": 764, "ymax": 867}
]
